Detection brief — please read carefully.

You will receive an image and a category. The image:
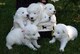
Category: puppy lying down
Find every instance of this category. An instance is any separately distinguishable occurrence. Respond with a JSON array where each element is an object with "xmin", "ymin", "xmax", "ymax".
[
  {"xmin": 6, "ymin": 24, "xmax": 40, "ymax": 51},
  {"xmin": 49, "ymin": 23, "xmax": 78, "ymax": 52}
]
